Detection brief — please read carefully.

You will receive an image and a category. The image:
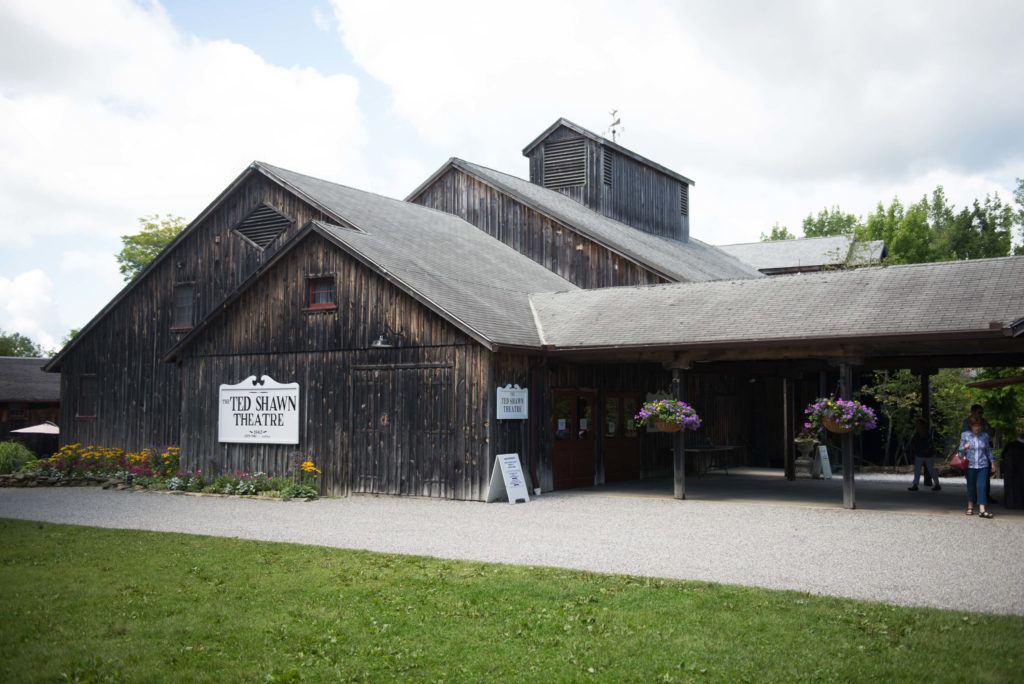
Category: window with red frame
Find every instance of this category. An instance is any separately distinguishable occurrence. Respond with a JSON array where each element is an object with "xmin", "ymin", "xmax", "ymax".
[{"xmin": 306, "ymin": 276, "xmax": 337, "ymax": 310}]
